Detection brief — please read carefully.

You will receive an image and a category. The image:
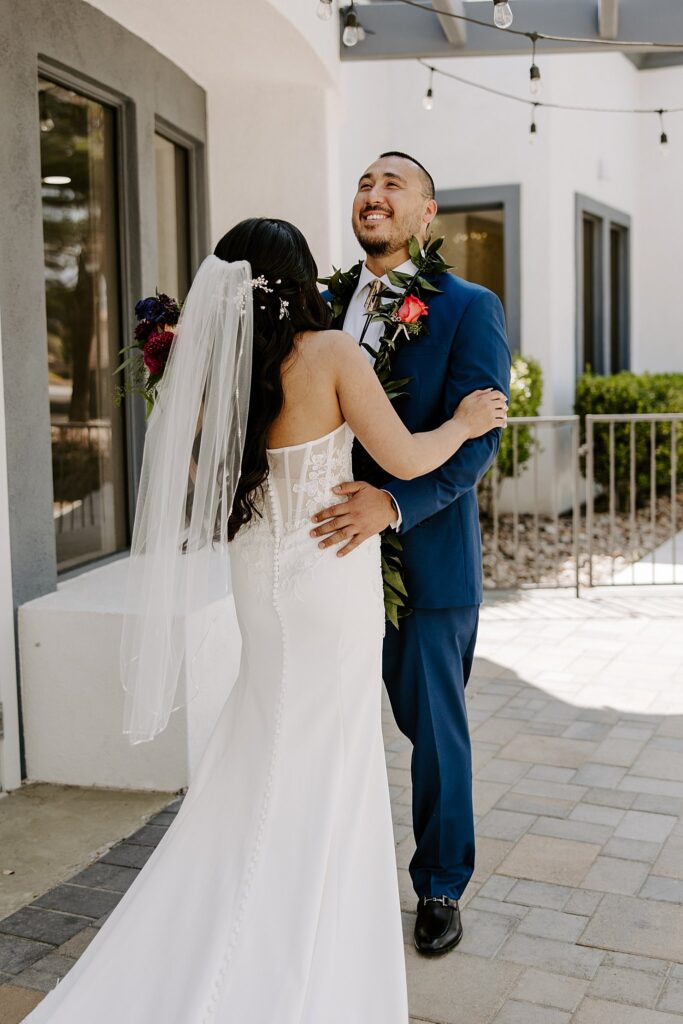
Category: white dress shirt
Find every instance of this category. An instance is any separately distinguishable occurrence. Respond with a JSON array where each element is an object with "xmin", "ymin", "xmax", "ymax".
[{"xmin": 342, "ymin": 259, "xmax": 417, "ymax": 530}]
